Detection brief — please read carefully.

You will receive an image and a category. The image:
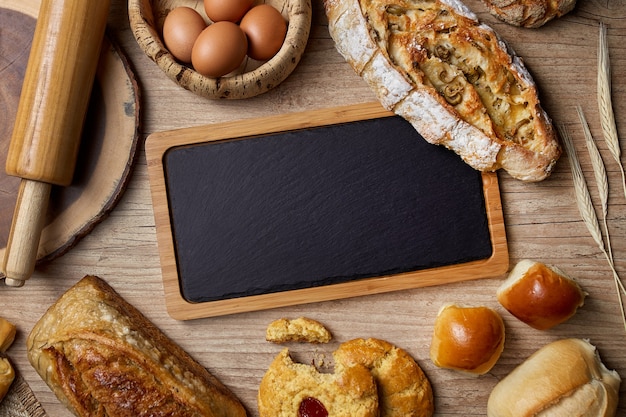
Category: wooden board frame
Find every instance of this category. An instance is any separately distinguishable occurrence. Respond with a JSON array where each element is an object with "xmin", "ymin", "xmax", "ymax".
[{"xmin": 146, "ymin": 102, "xmax": 509, "ymax": 320}]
